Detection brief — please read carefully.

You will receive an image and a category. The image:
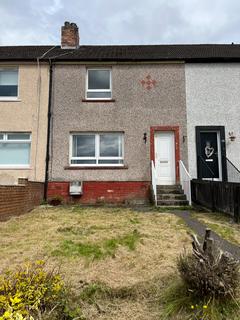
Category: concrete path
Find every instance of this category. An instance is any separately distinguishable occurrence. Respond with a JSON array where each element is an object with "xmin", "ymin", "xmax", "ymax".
[{"xmin": 173, "ymin": 210, "xmax": 240, "ymax": 260}]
